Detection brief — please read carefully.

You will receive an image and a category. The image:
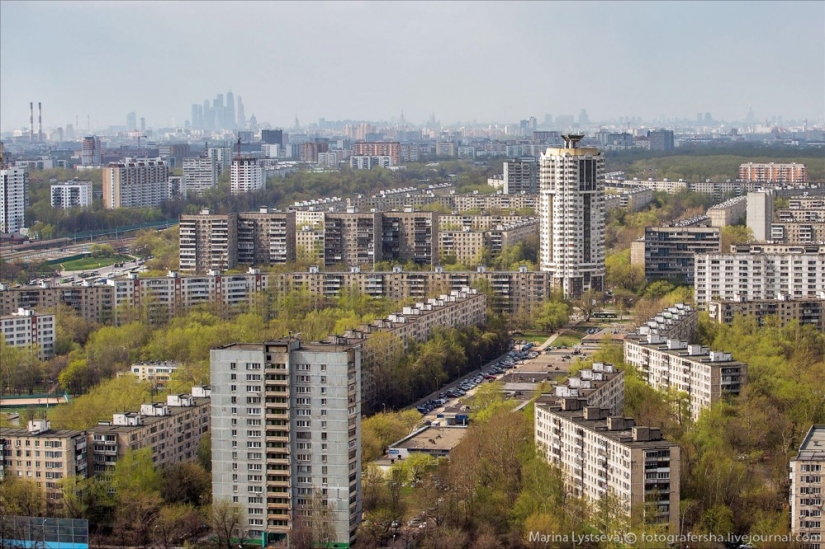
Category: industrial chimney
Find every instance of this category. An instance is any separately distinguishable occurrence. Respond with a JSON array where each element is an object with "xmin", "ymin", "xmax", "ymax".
[
  {"xmin": 29, "ymin": 102, "xmax": 34, "ymax": 142},
  {"xmin": 38, "ymin": 102, "xmax": 43, "ymax": 142}
]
